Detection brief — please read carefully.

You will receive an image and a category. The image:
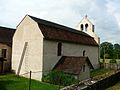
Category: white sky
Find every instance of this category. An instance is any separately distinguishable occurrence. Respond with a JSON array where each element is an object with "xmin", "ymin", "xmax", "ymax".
[{"xmin": 0, "ymin": 0, "xmax": 120, "ymax": 44}]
